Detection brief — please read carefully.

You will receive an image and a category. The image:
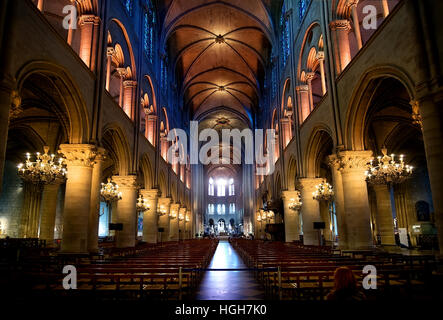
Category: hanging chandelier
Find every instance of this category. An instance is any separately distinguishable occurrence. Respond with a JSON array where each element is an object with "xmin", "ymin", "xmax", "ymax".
[
  {"xmin": 365, "ymin": 147, "xmax": 413, "ymax": 185},
  {"xmin": 136, "ymin": 194, "xmax": 150, "ymax": 212},
  {"xmin": 185, "ymin": 215, "xmax": 190, "ymax": 222},
  {"xmin": 178, "ymin": 213, "xmax": 184, "ymax": 221},
  {"xmin": 17, "ymin": 146, "xmax": 67, "ymax": 185},
  {"xmin": 100, "ymin": 178, "xmax": 122, "ymax": 203},
  {"xmin": 288, "ymin": 191, "xmax": 303, "ymax": 211},
  {"xmin": 157, "ymin": 204, "xmax": 167, "ymax": 216},
  {"xmin": 257, "ymin": 212, "xmax": 262, "ymax": 222},
  {"xmin": 169, "ymin": 209, "xmax": 177, "ymax": 219},
  {"xmin": 313, "ymin": 181, "xmax": 334, "ymax": 201}
]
